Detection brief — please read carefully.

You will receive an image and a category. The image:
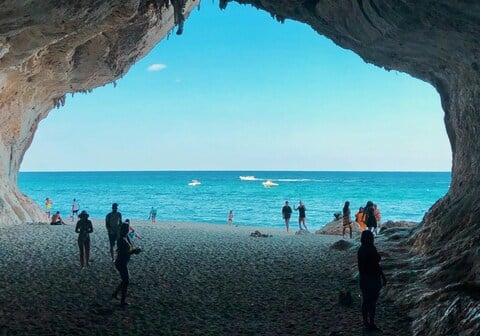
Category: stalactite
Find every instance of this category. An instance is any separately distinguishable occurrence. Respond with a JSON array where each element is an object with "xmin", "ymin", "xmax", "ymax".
[{"xmin": 53, "ymin": 95, "xmax": 66, "ymax": 109}]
